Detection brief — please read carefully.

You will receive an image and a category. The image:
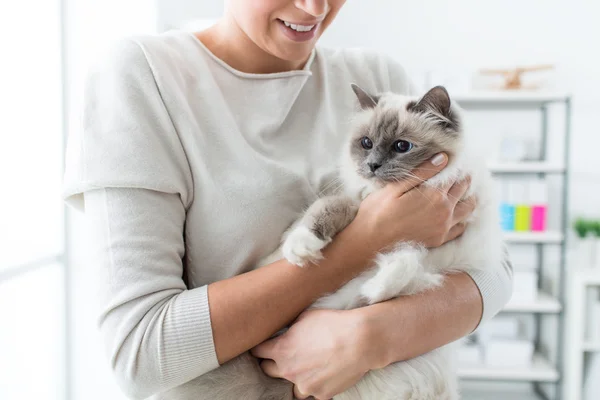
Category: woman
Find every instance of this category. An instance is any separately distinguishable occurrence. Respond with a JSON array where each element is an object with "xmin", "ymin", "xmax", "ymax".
[{"xmin": 63, "ymin": 0, "xmax": 513, "ymax": 399}]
